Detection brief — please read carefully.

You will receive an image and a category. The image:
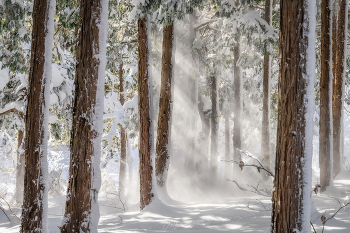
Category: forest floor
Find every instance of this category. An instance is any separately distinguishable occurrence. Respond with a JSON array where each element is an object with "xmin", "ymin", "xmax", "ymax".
[{"xmin": 0, "ymin": 175, "xmax": 349, "ymax": 232}]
